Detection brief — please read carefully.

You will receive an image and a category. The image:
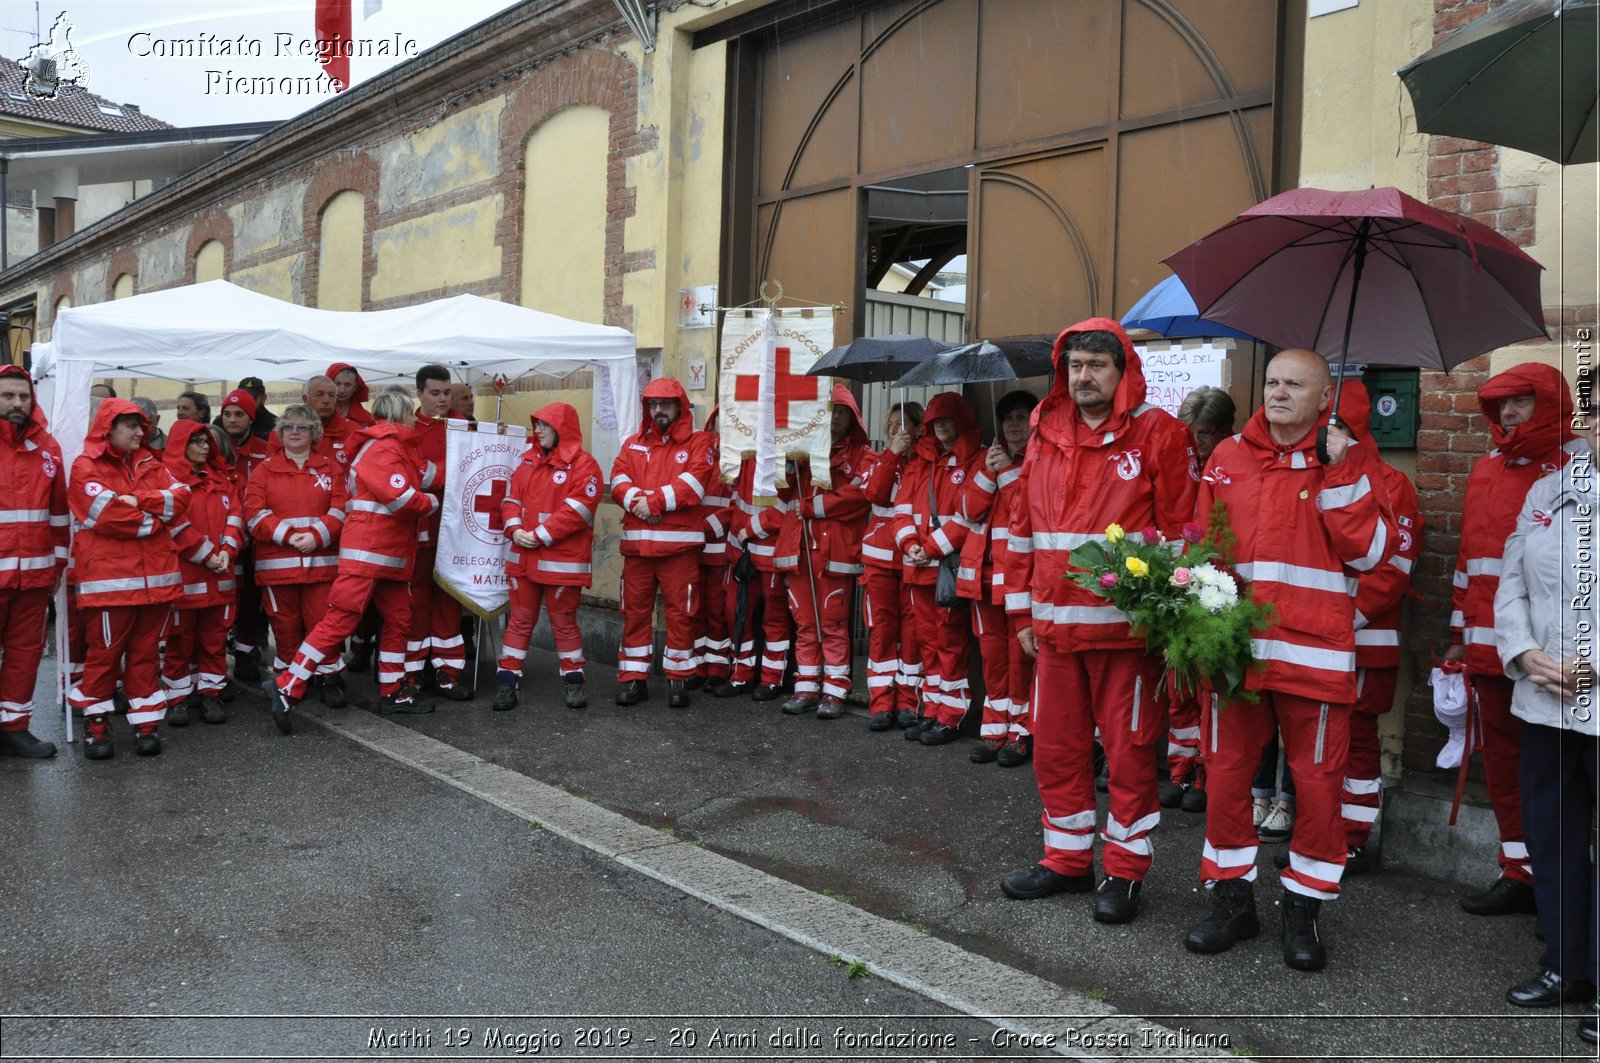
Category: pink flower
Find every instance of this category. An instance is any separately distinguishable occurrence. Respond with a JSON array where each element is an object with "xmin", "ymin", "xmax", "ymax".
[
  {"xmin": 1181, "ymin": 522, "xmax": 1206, "ymax": 544},
  {"xmin": 1170, "ymin": 567, "xmax": 1193, "ymax": 588},
  {"xmin": 1099, "ymin": 572, "xmax": 1119, "ymax": 589},
  {"xmin": 1140, "ymin": 525, "xmax": 1162, "ymax": 544}
]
